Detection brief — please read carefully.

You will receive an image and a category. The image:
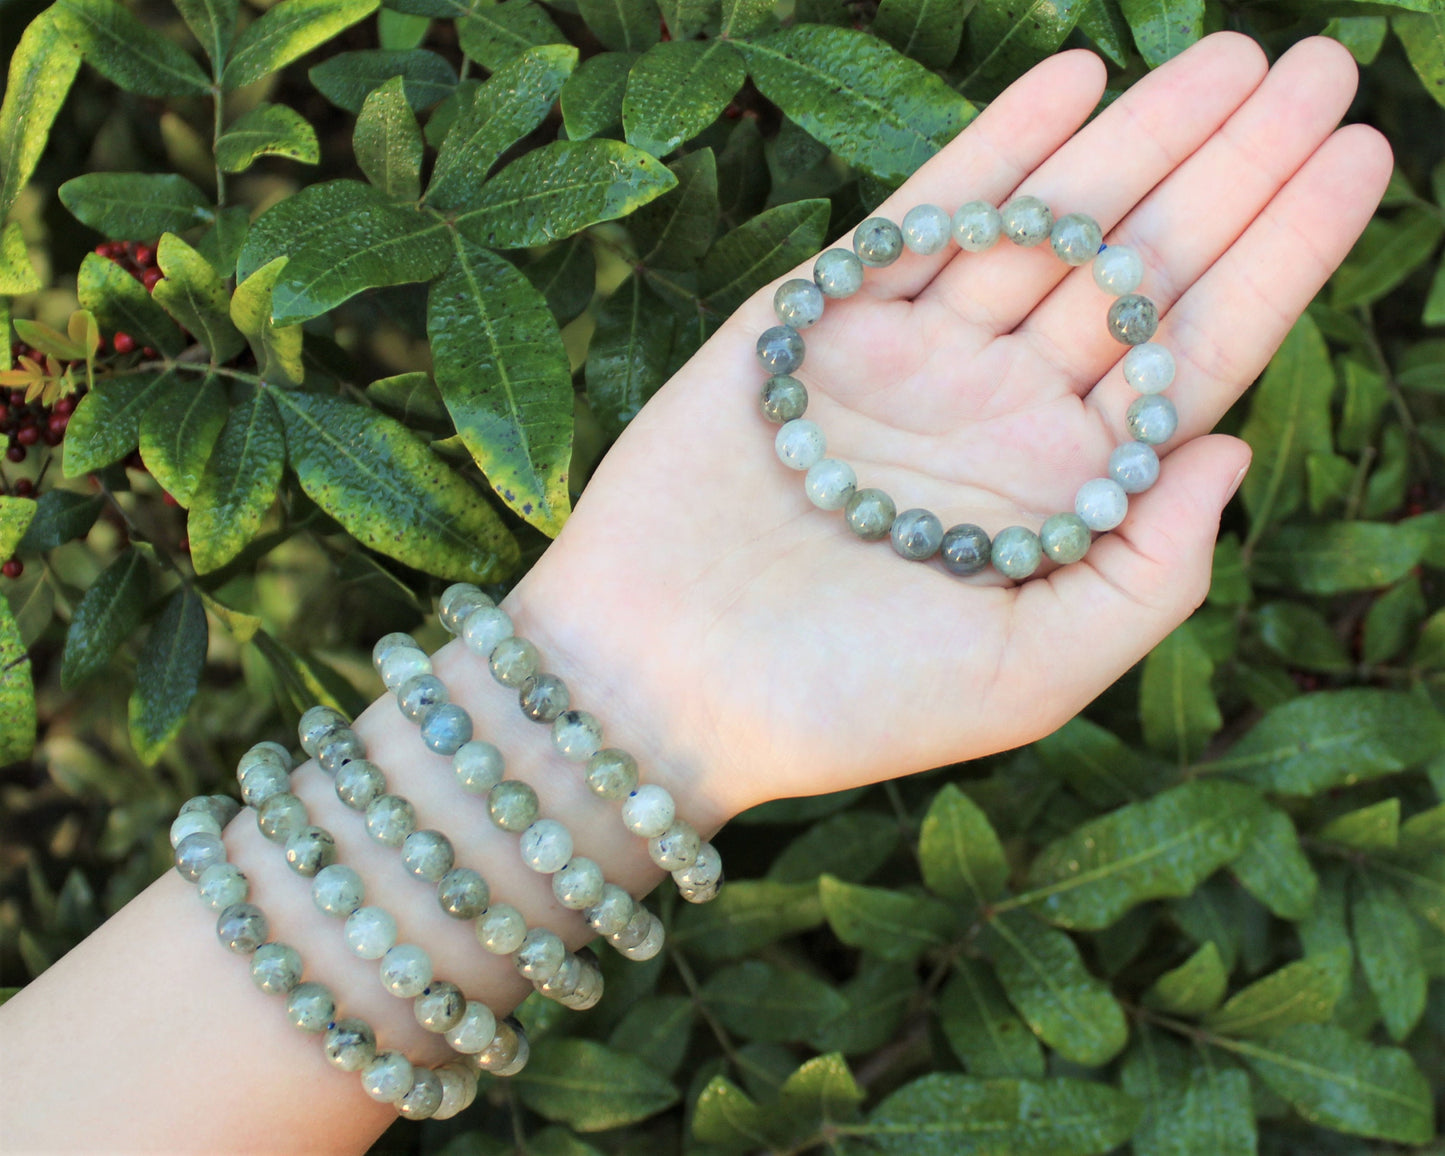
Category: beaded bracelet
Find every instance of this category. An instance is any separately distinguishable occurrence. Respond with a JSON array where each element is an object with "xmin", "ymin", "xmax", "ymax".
[
  {"xmin": 759, "ymin": 197, "xmax": 1177, "ymax": 579},
  {"xmin": 432, "ymin": 583, "xmax": 724, "ymax": 907},
  {"xmin": 170, "ymin": 793, "xmax": 513, "ymax": 1121}
]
